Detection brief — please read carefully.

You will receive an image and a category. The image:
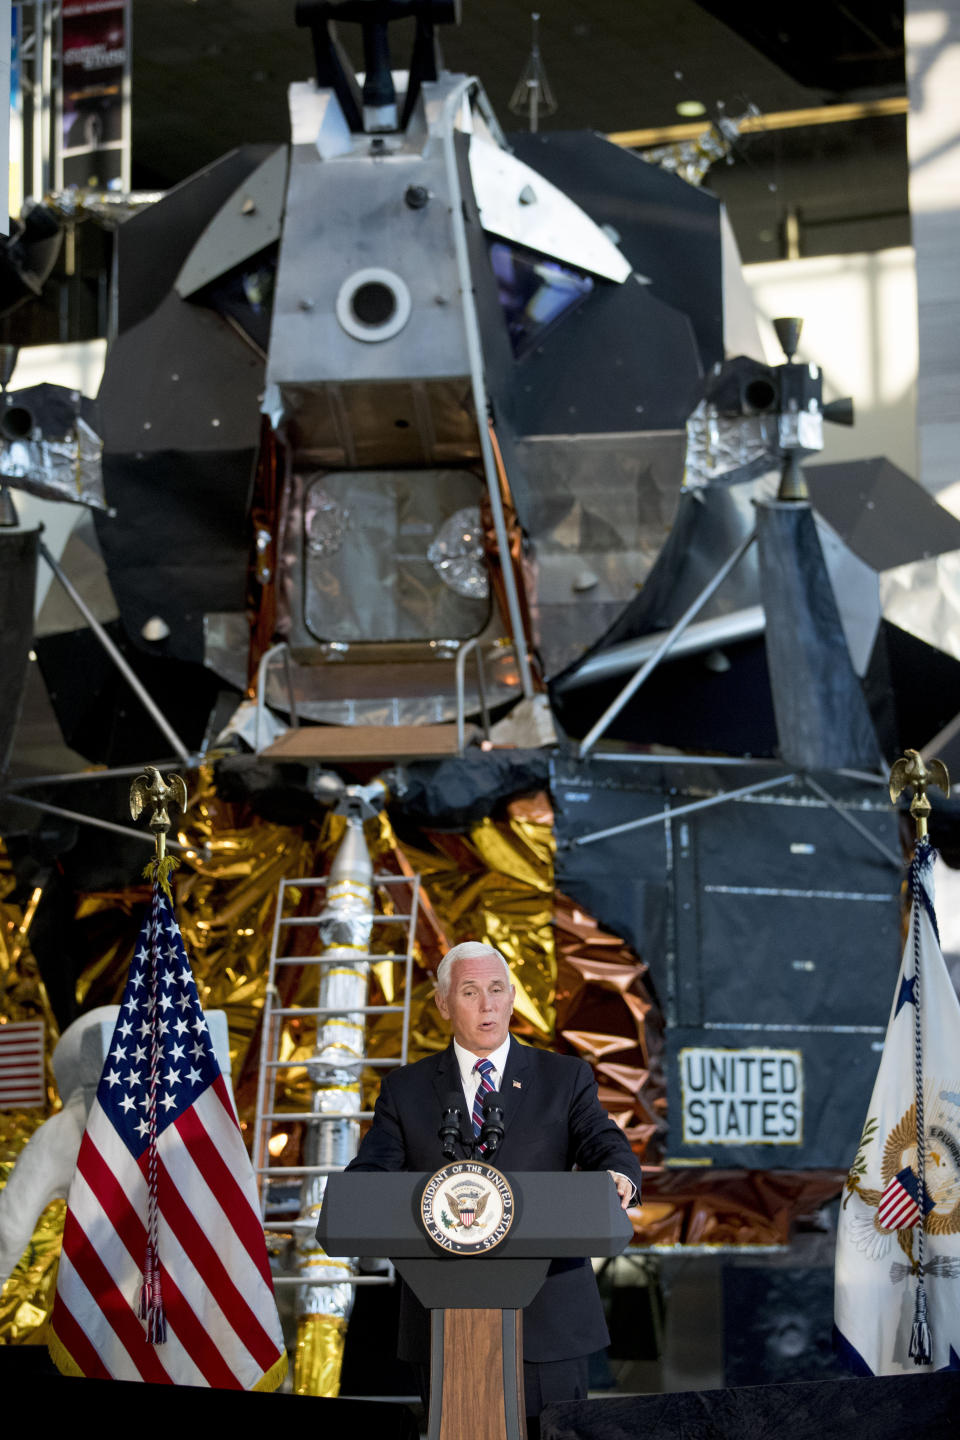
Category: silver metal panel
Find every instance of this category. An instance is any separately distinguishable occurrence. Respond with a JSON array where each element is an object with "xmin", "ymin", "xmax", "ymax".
[
  {"xmin": 300, "ymin": 468, "xmax": 489, "ymax": 644},
  {"xmin": 175, "ymin": 145, "xmax": 288, "ymax": 300},
  {"xmin": 467, "ymin": 131, "xmax": 631, "ymax": 283},
  {"xmin": 273, "ymin": 379, "xmax": 479, "ymax": 467},
  {"xmin": 266, "ymin": 85, "xmax": 470, "ymax": 394},
  {"xmin": 515, "ymin": 430, "xmax": 686, "ymax": 675},
  {"xmin": 557, "ymin": 605, "xmax": 766, "ymax": 691},
  {"xmin": 685, "ymin": 398, "xmax": 778, "ymax": 488},
  {"xmin": 813, "ymin": 513, "xmax": 881, "ymax": 677},
  {"xmin": 880, "ymin": 550, "xmax": 960, "ymax": 662}
]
